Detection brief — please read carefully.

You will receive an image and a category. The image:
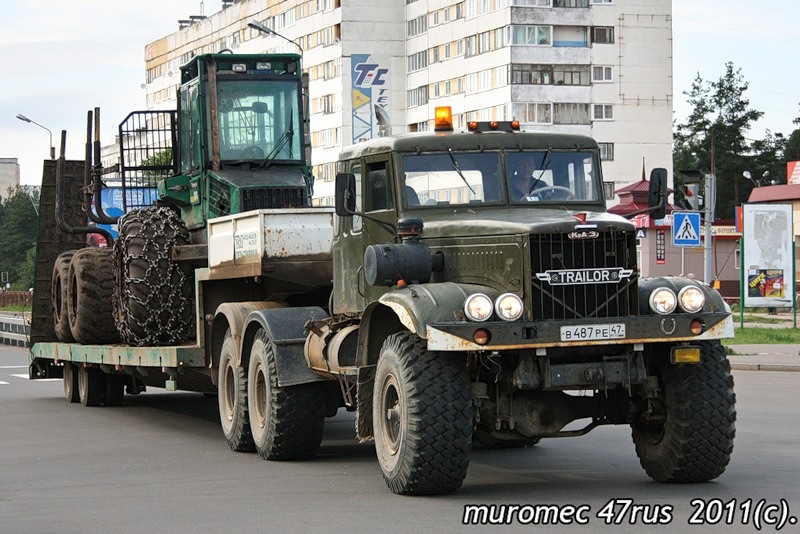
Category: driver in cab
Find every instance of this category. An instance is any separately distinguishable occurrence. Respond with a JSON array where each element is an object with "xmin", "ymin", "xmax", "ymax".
[{"xmin": 509, "ymin": 158, "xmax": 545, "ymax": 200}]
